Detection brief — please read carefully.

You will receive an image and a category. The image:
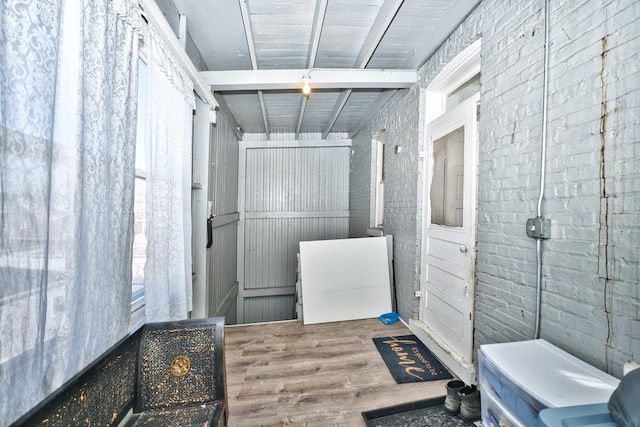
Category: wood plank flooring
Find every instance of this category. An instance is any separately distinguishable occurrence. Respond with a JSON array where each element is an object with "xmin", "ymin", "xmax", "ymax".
[{"xmin": 224, "ymin": 319, "xmax": 451, "ymax": 426}]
